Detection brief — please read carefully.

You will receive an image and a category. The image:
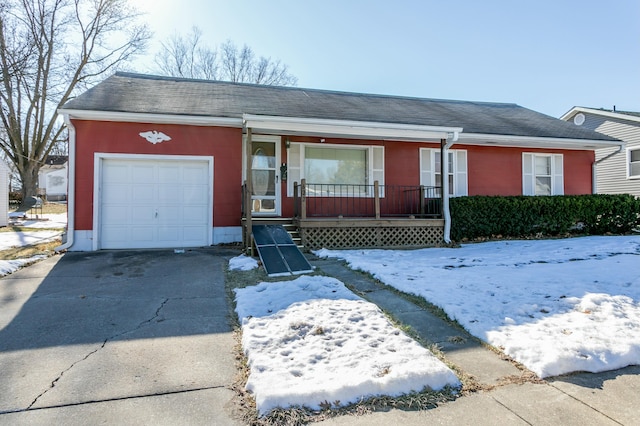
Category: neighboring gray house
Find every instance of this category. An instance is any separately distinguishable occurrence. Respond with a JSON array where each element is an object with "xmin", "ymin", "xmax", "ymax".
[{"xmin": 561, "ymin": 107, "xmax": 640, "ymax": 197}]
